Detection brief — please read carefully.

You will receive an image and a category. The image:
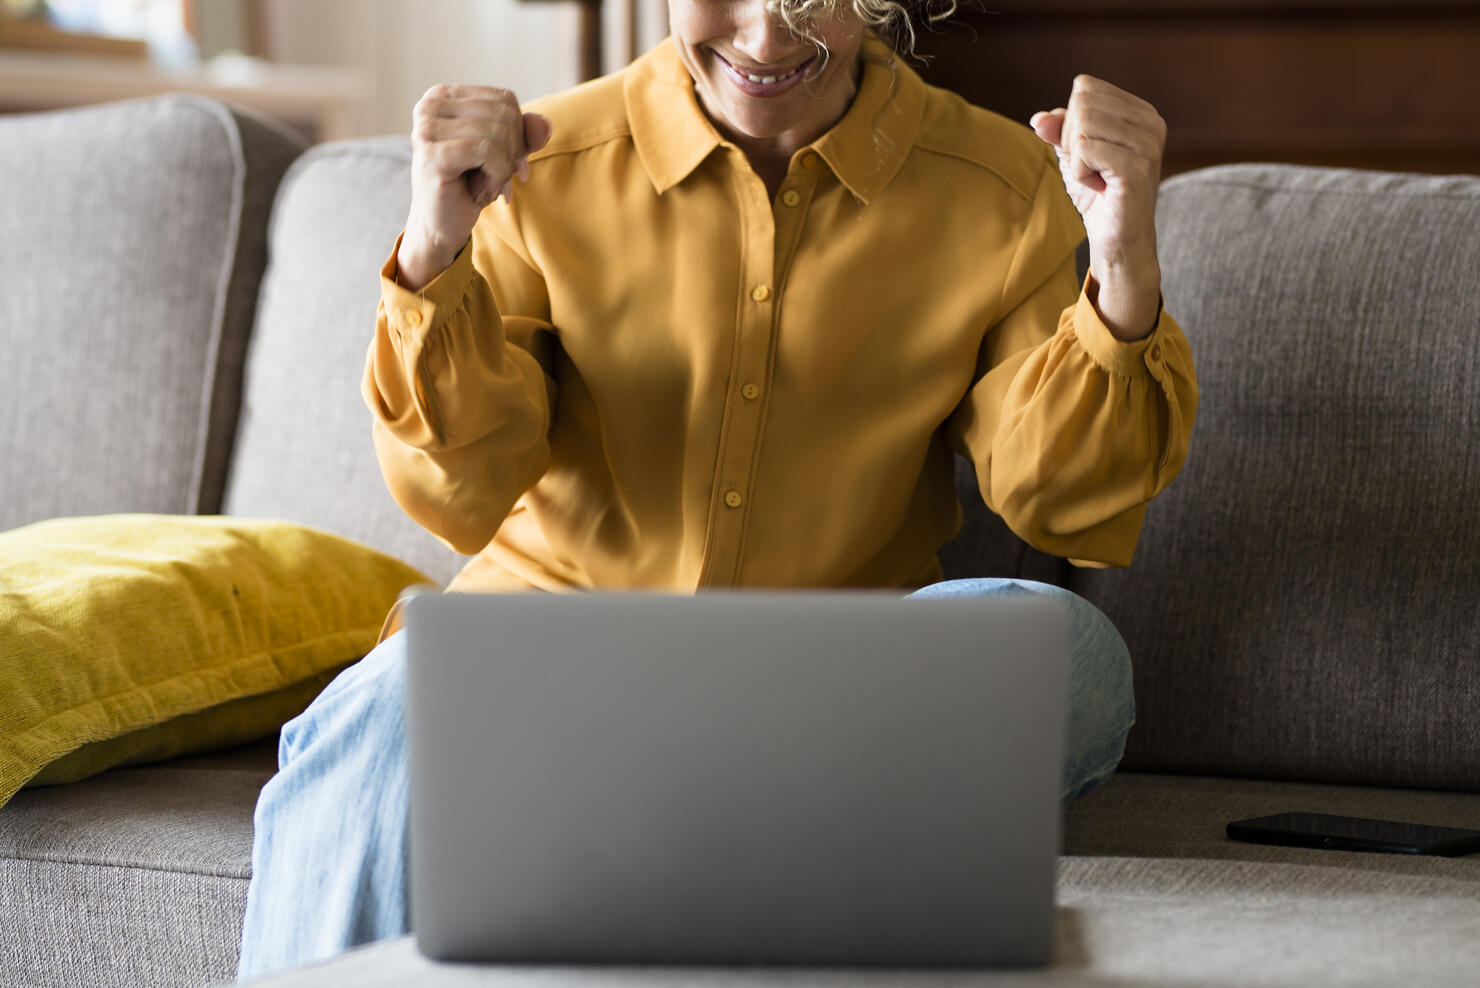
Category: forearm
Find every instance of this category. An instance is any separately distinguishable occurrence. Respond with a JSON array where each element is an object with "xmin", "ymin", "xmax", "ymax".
[
  {"xmin": 395, "ymin": 221, "xmax": 466, "ymax": 292},
  {"xmin": 1087, "ymin": 248, "xmax": 1163, "ymax": 343}
]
